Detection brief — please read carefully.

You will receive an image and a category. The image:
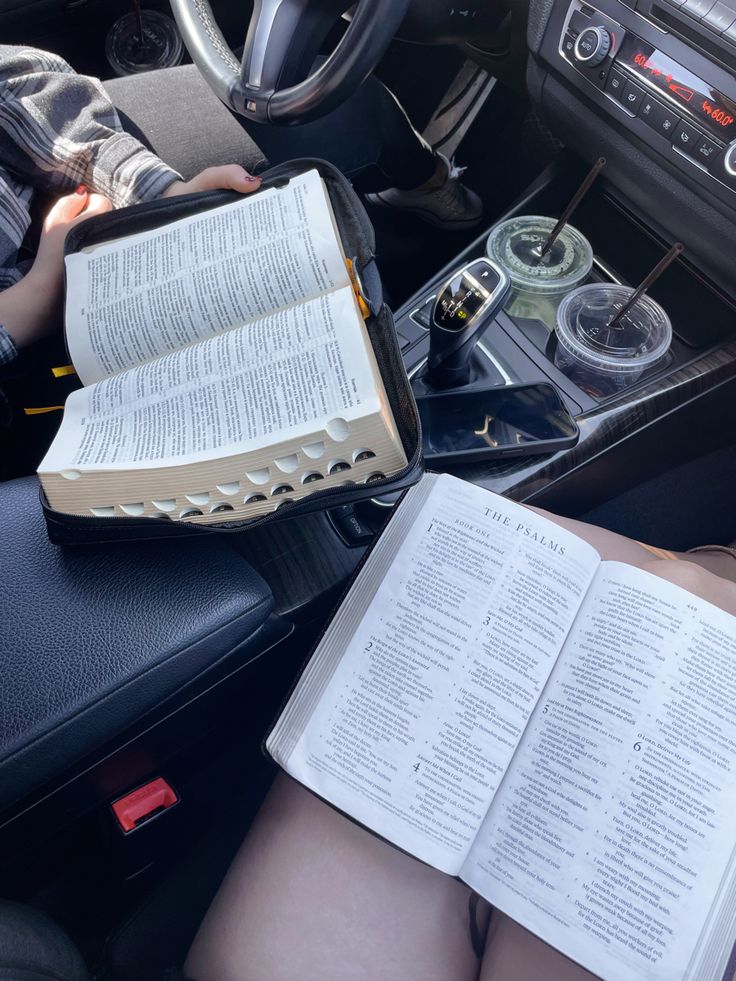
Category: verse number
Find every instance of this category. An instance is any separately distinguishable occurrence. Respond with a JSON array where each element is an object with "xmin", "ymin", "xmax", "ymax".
[
  {"xmin": 413, "ymin": 762, "xmax": 421, "ymax": 772},
  {"xmin": 482, "ymin": 615, "xmax": 491, "ymax": 627},
  {"xmin": 542, "ymin": 705, "xmax": 549, "ymax": 715},
  {"xmin": 363, "ymin": 641, "xmax": 373, "ymax": 652}
]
